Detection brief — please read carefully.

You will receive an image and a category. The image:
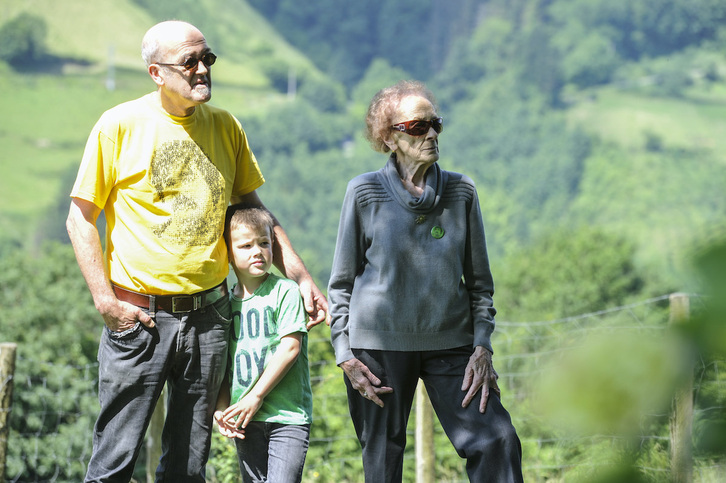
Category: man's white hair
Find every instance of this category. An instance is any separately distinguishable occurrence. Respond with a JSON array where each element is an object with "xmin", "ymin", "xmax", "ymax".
[{"xmin": 141, "ymin": 20, "xmax": 198, "ymax": 66}]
